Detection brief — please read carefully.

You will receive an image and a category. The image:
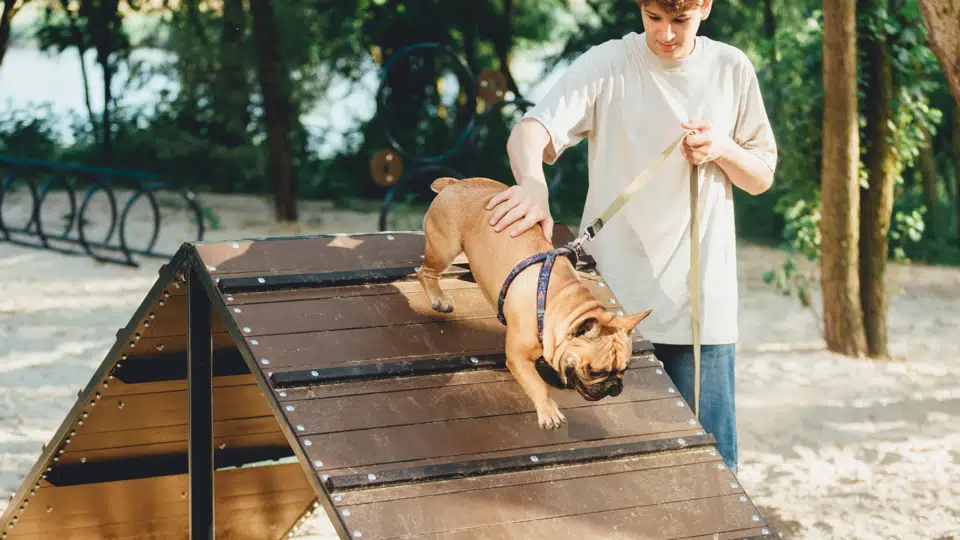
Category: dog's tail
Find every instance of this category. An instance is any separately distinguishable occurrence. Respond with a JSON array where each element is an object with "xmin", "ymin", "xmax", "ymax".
[{"xmin": 430, "ymin": 177, "xmax": 458, "ymax": 193}]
